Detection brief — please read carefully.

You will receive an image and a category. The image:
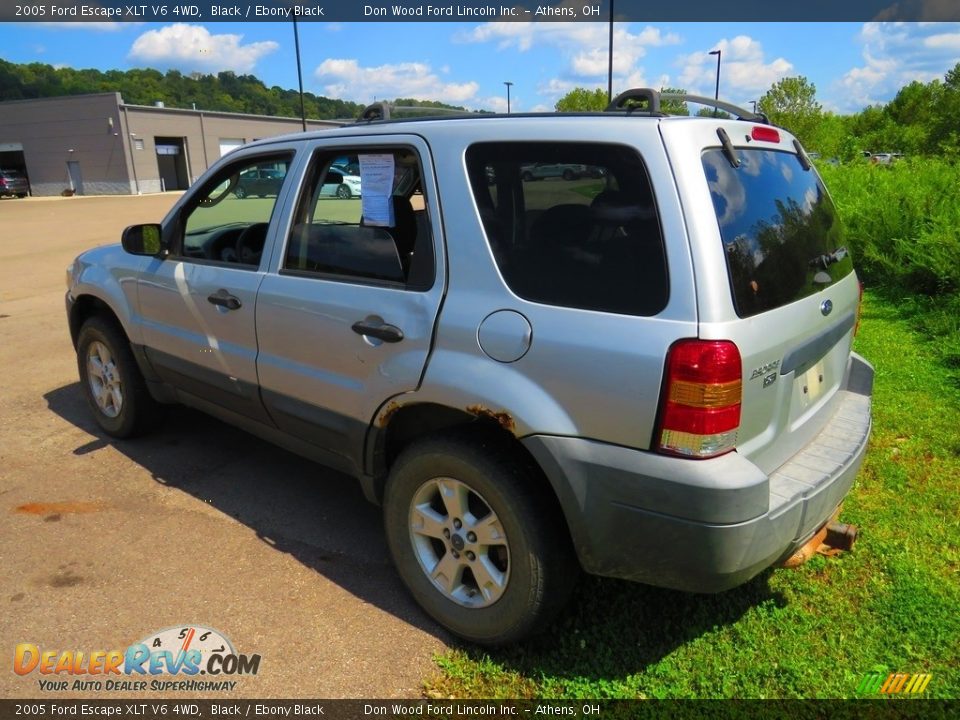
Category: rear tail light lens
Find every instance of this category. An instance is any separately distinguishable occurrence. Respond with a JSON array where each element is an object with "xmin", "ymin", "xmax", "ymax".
[{"xmin": 656, "ymin": 340, "xmax": 742, "ymax": 459}]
